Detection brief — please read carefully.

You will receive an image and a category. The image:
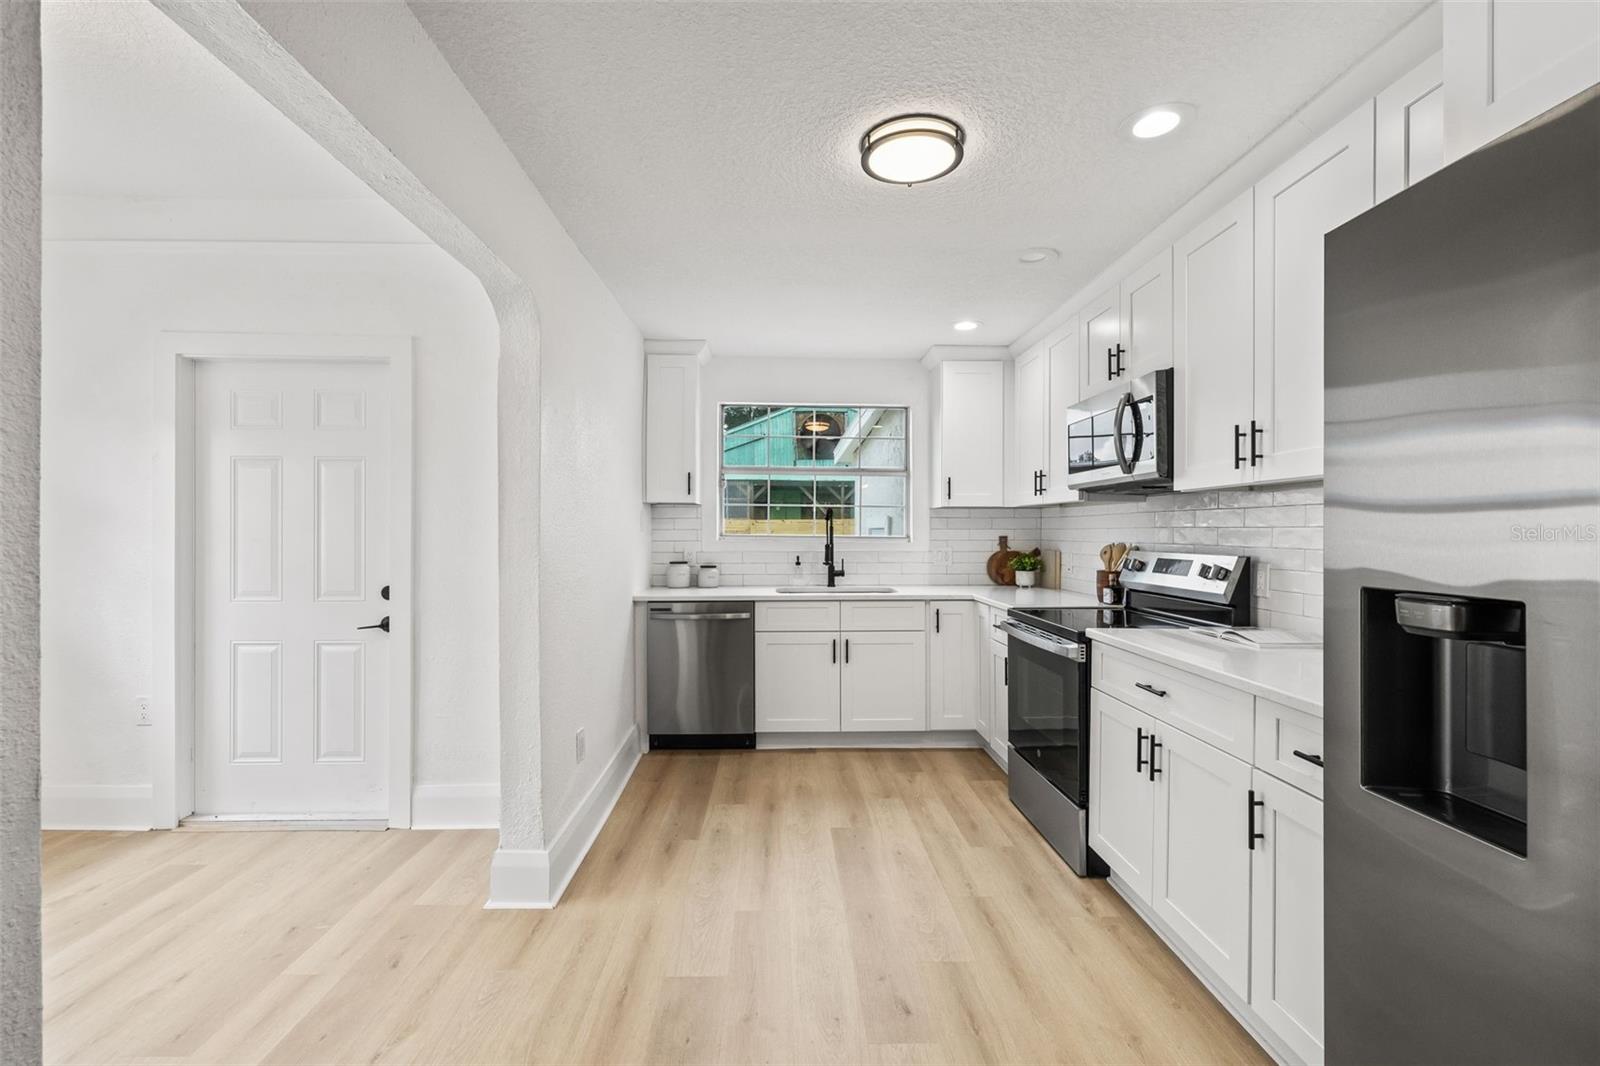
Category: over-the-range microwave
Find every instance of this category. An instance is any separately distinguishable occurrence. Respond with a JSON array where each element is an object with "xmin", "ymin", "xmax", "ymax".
[{"xmin": 1065, "ymin": 368, "xmax": 1173, "ymax": 494}]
